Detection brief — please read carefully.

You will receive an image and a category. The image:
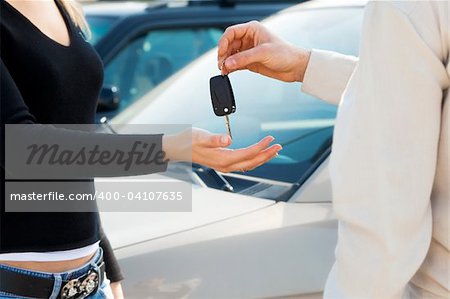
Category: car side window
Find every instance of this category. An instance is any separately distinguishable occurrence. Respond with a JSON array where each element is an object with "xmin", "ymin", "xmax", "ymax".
[
  {"xmin": 86, "ymin": 16, "xmax": 118, "ymax": 45},
  {"xmin": 103, "ymin": 28, "xmax": 222, "ymax": 110}
]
